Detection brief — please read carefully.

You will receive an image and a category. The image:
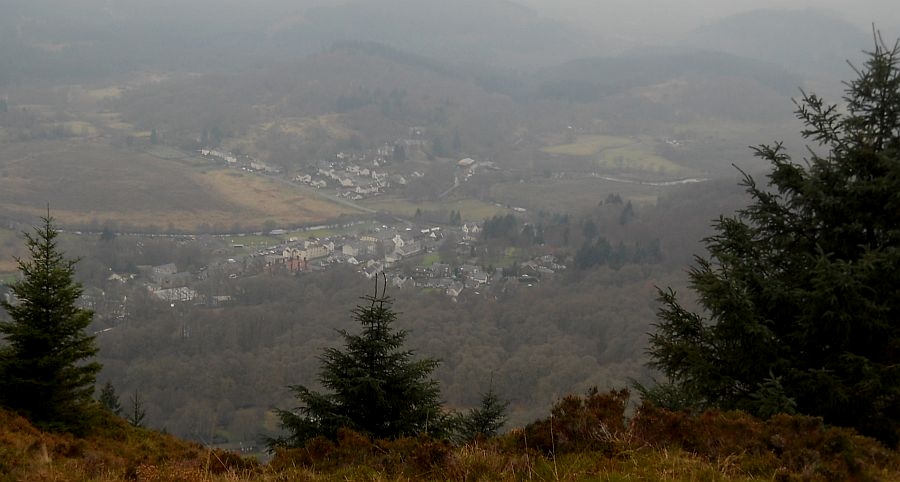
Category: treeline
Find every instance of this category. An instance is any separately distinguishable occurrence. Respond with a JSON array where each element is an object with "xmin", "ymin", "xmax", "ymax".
[
  {"xmin": 479, "ymin": 199, "xmax": 662, "ymax": 269},
  {"xmin": 574, "ymin": 237, "xmax": 661, "ymax": 269}
]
